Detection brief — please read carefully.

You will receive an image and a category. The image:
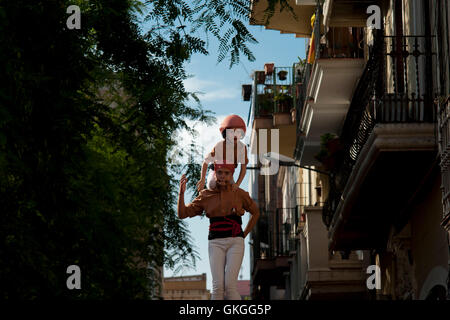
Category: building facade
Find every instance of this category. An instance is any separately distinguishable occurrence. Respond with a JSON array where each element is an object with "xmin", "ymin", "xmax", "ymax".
[
  {"xmin": 237, "ymin": 280, "xmax": 251, "ymax": 300},
  {"xmin": 163, "ymin": 273, "xmax": 211, "ymax": 300},
  {"xmin": 247, "ymin": 0, "xmax": 450, "ymax": 300}
]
